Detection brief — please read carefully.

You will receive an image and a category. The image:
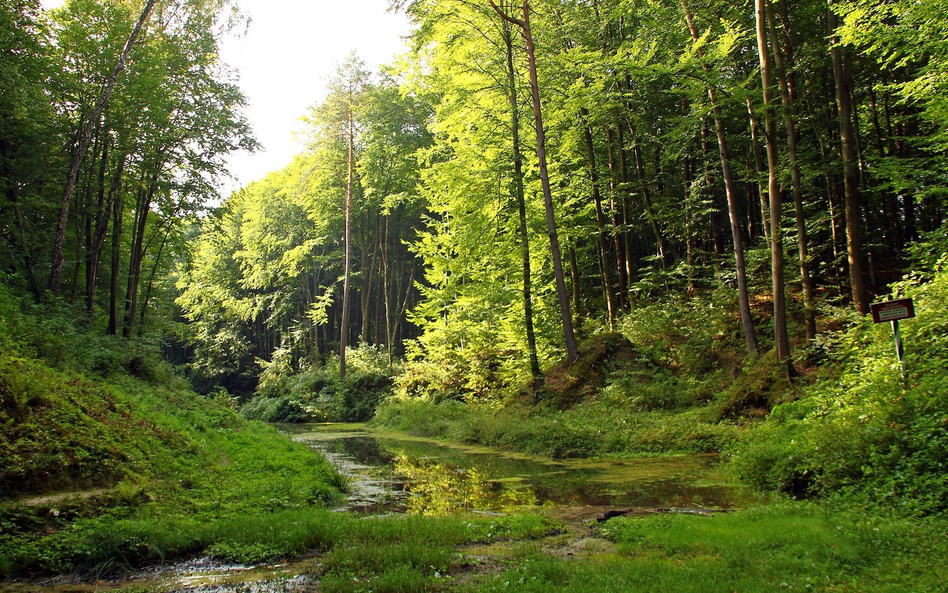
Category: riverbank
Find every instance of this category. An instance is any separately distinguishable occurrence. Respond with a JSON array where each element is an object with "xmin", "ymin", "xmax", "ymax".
[{"xmin": 6, "ymin": 413, "xmax": 948, "ymax": 592}]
